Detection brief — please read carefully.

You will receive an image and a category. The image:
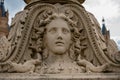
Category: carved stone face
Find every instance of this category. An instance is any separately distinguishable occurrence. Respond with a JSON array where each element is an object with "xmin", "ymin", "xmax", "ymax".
[{"xmin": 44, "ymin": 18, "xmax": 72, "ymax": 55}]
